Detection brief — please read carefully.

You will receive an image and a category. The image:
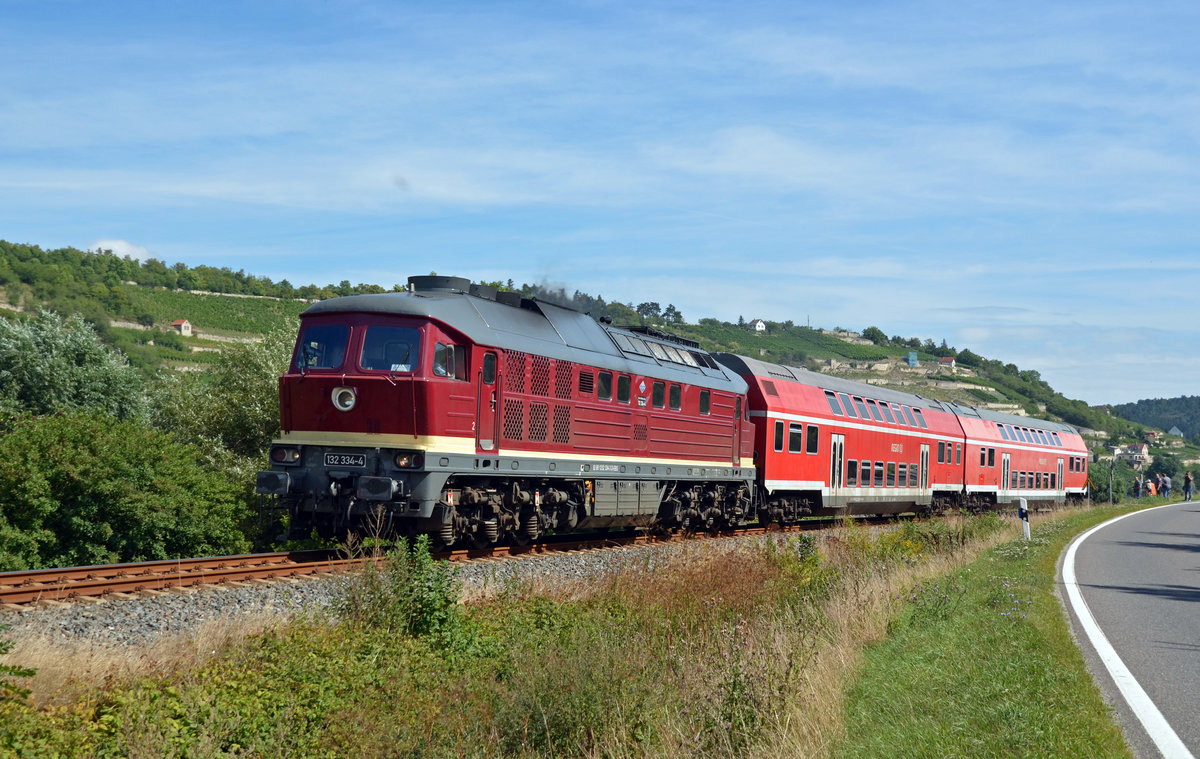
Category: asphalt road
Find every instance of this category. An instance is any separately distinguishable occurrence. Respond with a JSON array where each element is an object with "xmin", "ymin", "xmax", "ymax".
[{"xmin": 1066, "ymin": 502, "xmax": 1200, "ymax": 758}]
